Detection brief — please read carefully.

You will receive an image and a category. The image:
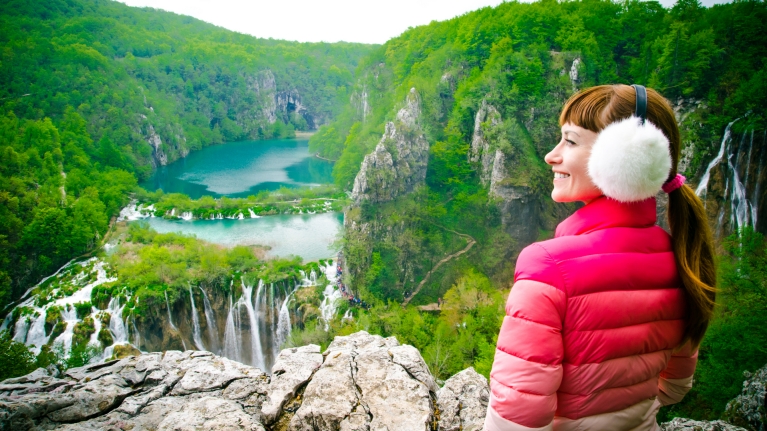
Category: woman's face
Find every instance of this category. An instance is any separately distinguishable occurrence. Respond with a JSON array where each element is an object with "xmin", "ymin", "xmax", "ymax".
[{"xmin": 544, "ymin": 123, "xmax": 603, "ymax": 203}]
